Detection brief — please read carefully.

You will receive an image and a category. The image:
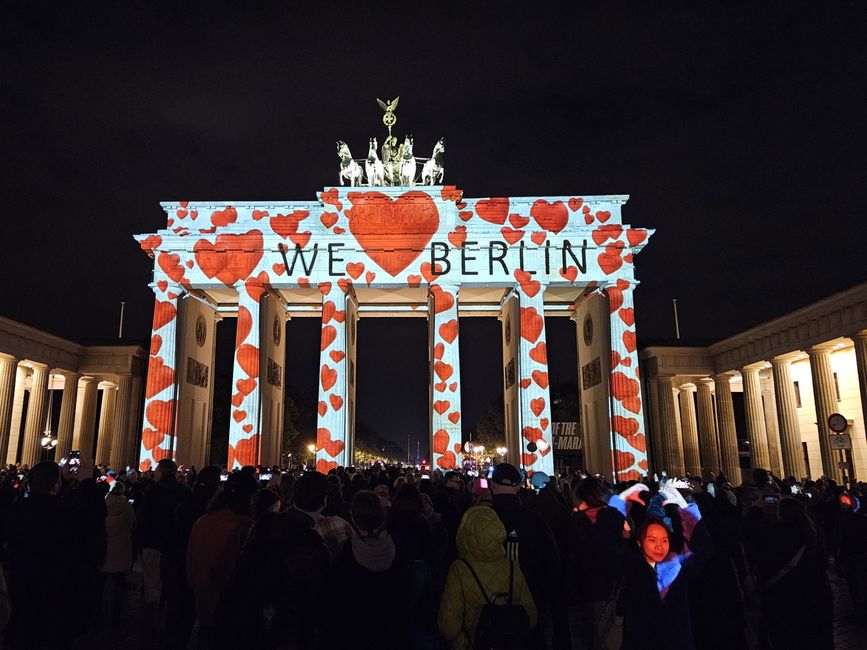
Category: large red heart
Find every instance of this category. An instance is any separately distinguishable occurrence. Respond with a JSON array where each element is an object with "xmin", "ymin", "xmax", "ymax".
[
  {"xmin": 529, "ymin": 342, "xmax": 547, "ymax": 365},
  {"xmin": 475, "ymin": 197, "xmax": 509, "ymax": 225},
  {"xmin": 439, "ymin": 319, "xmax": 458, "ymax": 344},
  {"xmin": 532, "ymin": 370, "xmax": 549, "ymax": 389},
  {"xmin": 317, "ymin": 428, "xmax": 345, "ymax": 458},
  {"xmin": 433, "ymin": 429, "xmax": 449, "ymax": 454},
  {"xmin": 321, "ymin": 365, "xmax": 337, "ymax": 391},
  {"xmin": 598, "ymin": 244, "xmax": 623, "ymax": 275},
  {"xmin": 530, "ymin": 200, "xmax": 568, "ymax": 234},
  {"xmin": 619, "ymin": 308, "xmax": 635, "ymax": 326},
  {"xmin": 153, "ymin": 300, "xmax": 177, "ymax": 331},
  {"xmin": 521, "ymin": 452, "xmax": 538, "ymax": 467},
  {"xmin": 607, "ymin": 288, "xmax": 624, "ymax": 313},
  {"xmin": 194, "ymin": 231, "xmax": 264, "ymax": 286},
  {"xmin": 146, "ymin": 400, "xmax": 173, "ymax": 433},
  {"xmin": 523, "ymin": 426, "xmax": 544, "ymax": 443},
  {"xmin": 237, "ymin": 343, "xmax": 259, "ymax": 377},
  {"xmin": 614, "ymin": 449, "xmax": 636, "ymax": 472},
  {"xmin": 433, "ymin": 400, "xmax": 451, "ymax": 415},
  {"xmin": 146, "ymin": 356, "xmax": 175, "ymax": 399},
  {"xmin": 623, "ymin": 330, "xmax": 637, "ymax": 352},
  {"xmin": 236, "ymin": 378, "xmax": 257, "ymax": 396},
  {"xmin": 237, "ymin": 305, "xmax": 253, "ymax": 343},
  {"xmin": 346, "ymin": 191, "xmax": 439, "ymax": 276},
  {"xmin": 431, "ymin": 285, "xmax": 455, "ymax": 313},
  {"xmin": 520, "ymin": 307, "xmax": 544, "ymax": 343},
  {"xmin": 142, "ymin": 428, "xmax": 165, "ymax": 452},
  {"xmin": 626, "ymin": 229, "xmax": 647, "ymax": 246}
]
